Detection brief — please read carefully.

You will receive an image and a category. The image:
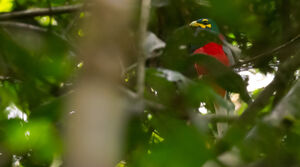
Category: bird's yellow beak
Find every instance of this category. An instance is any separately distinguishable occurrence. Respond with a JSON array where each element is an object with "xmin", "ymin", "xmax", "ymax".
[
  {"xmin": 189, "ymin": 21, "xmax": 198, "ymax": 27},
  {"xmin": 189, "ymin": 21, "xmax": 206, "ymax": 28}
]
